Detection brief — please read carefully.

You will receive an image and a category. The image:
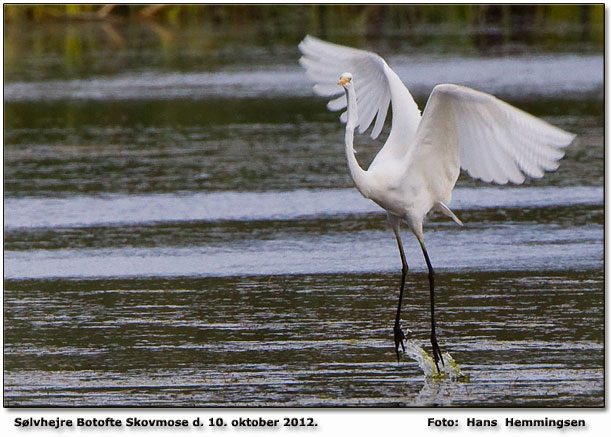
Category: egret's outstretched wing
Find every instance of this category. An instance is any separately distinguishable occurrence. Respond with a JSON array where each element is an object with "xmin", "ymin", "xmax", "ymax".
[
  {"xmin": 411, "ymin": 84, "xmax": 576, "ymax": 188},
  {"xmin": 298, "ymin": 35, "xmax": 392, "ymax": 139}
]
